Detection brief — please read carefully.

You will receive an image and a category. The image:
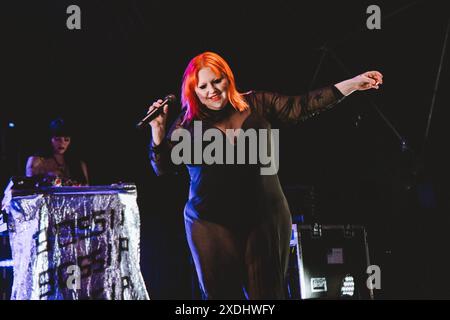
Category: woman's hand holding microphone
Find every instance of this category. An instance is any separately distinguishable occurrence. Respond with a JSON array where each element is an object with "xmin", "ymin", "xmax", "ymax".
[{"xmin": 148, "ymin": 99, "xmax": 169, "ymax": 146}]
